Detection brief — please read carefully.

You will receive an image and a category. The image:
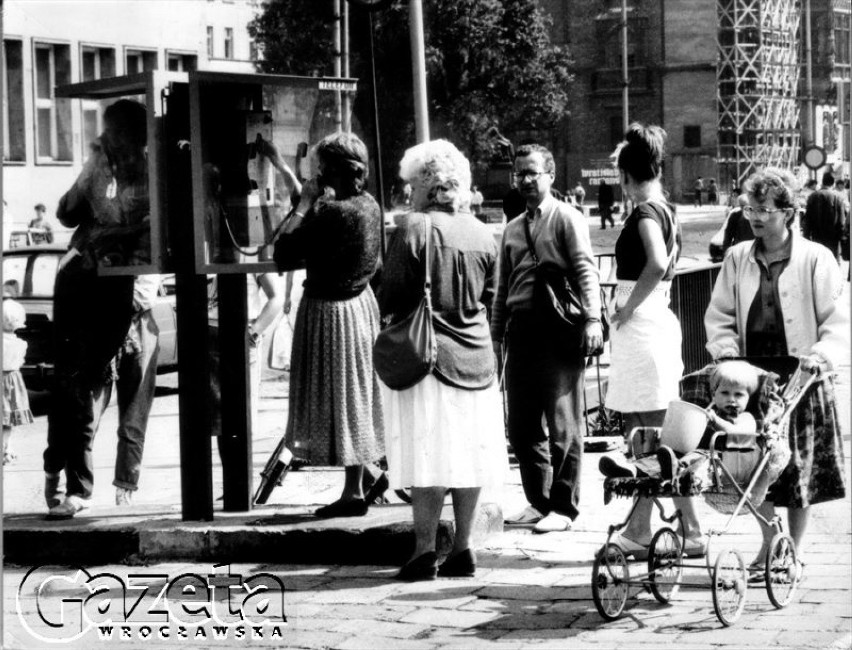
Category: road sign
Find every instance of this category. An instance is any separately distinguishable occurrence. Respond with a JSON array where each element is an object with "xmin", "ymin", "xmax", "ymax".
[{"xmin": 803, "ymin": 145, "xmax": 827, "ymax": 170}]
